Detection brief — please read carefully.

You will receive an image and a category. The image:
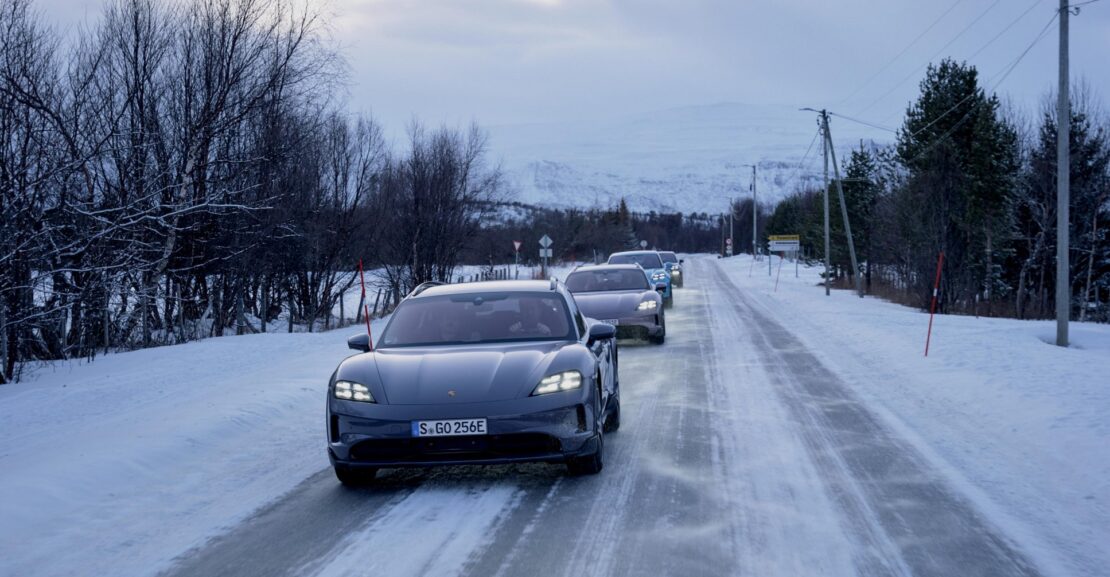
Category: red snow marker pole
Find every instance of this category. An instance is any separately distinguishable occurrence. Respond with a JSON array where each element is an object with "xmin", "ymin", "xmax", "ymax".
[
  {"xmin": 924, "ymin": 251, "xmax": 944, "ymax": 357},
  {"xmin": 358, "ymin": 259, "xmax": 373, "ymax": 350}
]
